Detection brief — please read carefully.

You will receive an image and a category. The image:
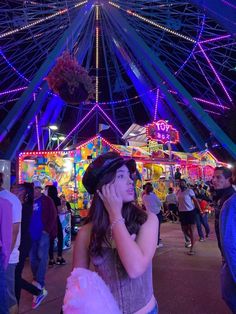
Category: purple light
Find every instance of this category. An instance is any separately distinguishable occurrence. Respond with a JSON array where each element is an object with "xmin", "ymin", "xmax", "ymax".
[
  {"xmin": 193, "ymin": 54, "xmax": 223, "ymax": 107},
  {"xmin": 197, "ymin": 44, "xmax": 232, "ymax": 103},
  {"xmin": 175, "ymin": 14, "xmax": 205, "ymax": 77},
  {"xmin": 96, "ymin": 104, "xmax": 123, "ymax": 136},
  {"xmin": 0, "ymin": 49, "xmax": 30, "ymax": 83},
  {"xmin": 221, "ymin": 0, "xmax": 236, "ymax": 9},
  {"xmin": 195, "ymin": 42, "xmax": 236, "ymax": 53},
  {"xmin": 199, "ymin": 34, "xmax": 231, "ymax": 44},
  {"xmin": 35, "ymin": 115, "xmax": 41, "ymax": 151},
  {"xmin": 194, "ymin": 98, "xmax": 230, "ymax": 109},
  {"xmin": 154, "ymin": 88, "xmax": 159, "ymax": 121},
  {"xmin": 0, "ymin": 86, "xmax": 28, "ymax": 96},
  {"xmin": 56, "ymin": 106, "xmax": 97, "ymax": 149},
  {"xmin": 205, "ymin": 109, "xmax": 221, "ymax": 116}
]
